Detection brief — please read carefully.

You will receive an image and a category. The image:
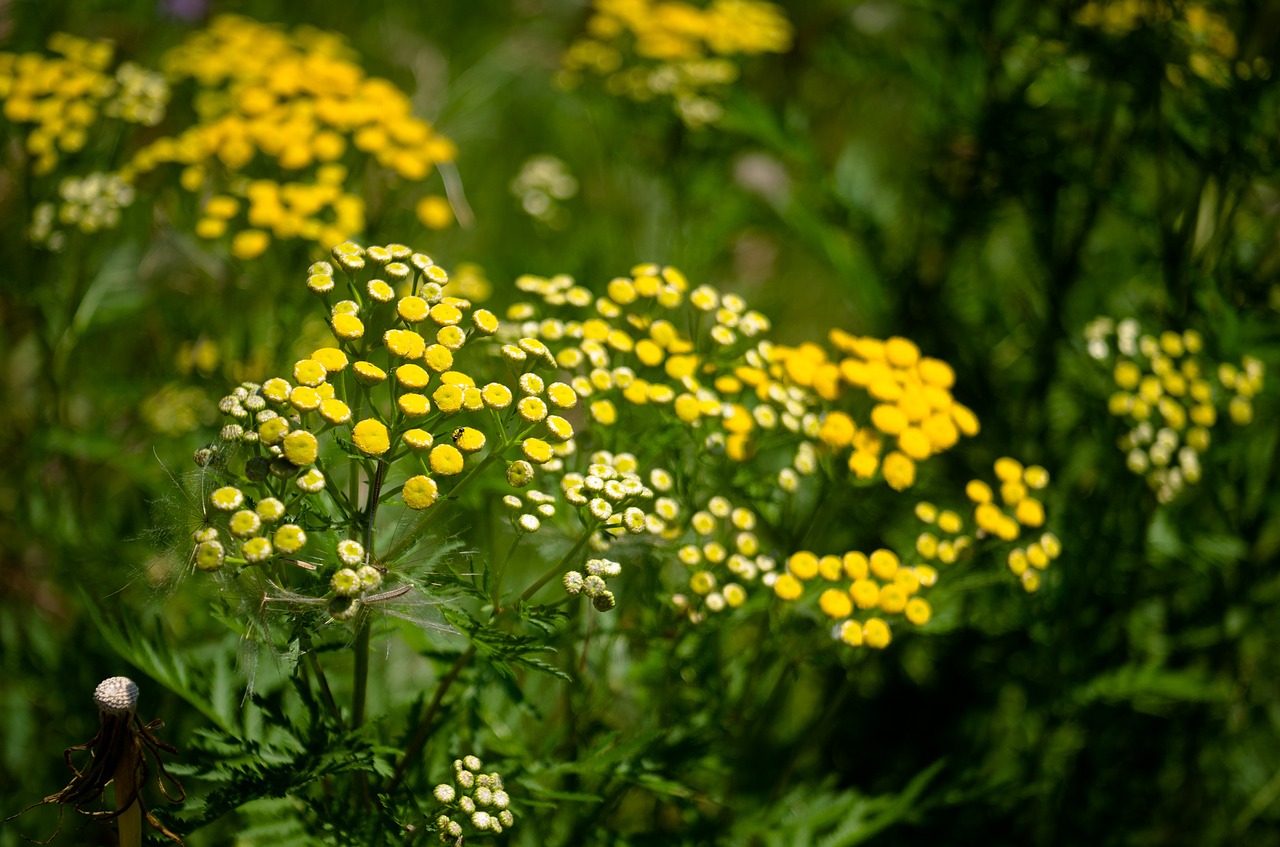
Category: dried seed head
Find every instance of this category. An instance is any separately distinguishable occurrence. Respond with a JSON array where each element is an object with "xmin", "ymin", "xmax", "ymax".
[{"xmin": 94, "ymin": 676, "xmax": 138, "ymax": 715}]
